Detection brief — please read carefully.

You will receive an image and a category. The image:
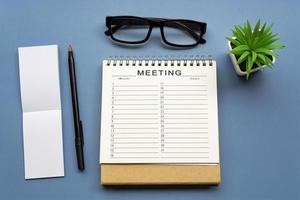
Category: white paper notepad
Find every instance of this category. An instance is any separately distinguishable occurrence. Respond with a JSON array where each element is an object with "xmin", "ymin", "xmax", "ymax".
[
  {"xmin": 18, "ymin": 45, "xmax": 64, "ymax": 179},
  {"xmin": 100, "ymin": 59, "xmax": 219, "ymax": 164}
]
